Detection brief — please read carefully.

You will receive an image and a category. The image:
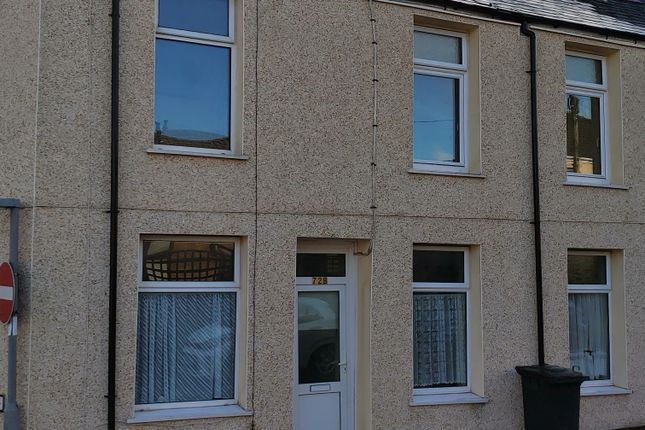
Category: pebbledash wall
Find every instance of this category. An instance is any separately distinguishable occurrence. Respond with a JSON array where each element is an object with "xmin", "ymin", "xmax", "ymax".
[{"xmin": 1, "ymin": 0, "xmax": 645, "ymax": 429}]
